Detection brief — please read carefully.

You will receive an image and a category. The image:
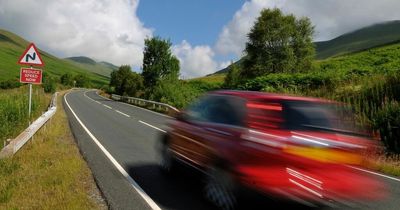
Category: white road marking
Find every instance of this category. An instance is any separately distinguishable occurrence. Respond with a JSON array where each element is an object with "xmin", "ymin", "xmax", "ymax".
[
  {"xmin": 115, "ymin": 110, "xmax": 130, "ymax": 118},
  {"xmin": 348, "ymin": 166, "xmax": 400, "ymax": 182},
  {"xmin": 84, "ymin": 90, "xmax": 97, "ymax": 102},
  {"xmin": 64, "ymin": 92, "xmax": 162, "ymax": 210},
  {"xmin": 94, "ymin": 91, "xmax": 173, "ymax": 119},
  {"xmin": 103, "ymin": 104, "xmax": 112, "ymax": 109},
  {"xmin": 84, "ymin": 90, "xmax": 102, "ymax": 106},
  {"xmin": 139, "ymin": 120, "xmax": 166, "ymax": 133}
]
